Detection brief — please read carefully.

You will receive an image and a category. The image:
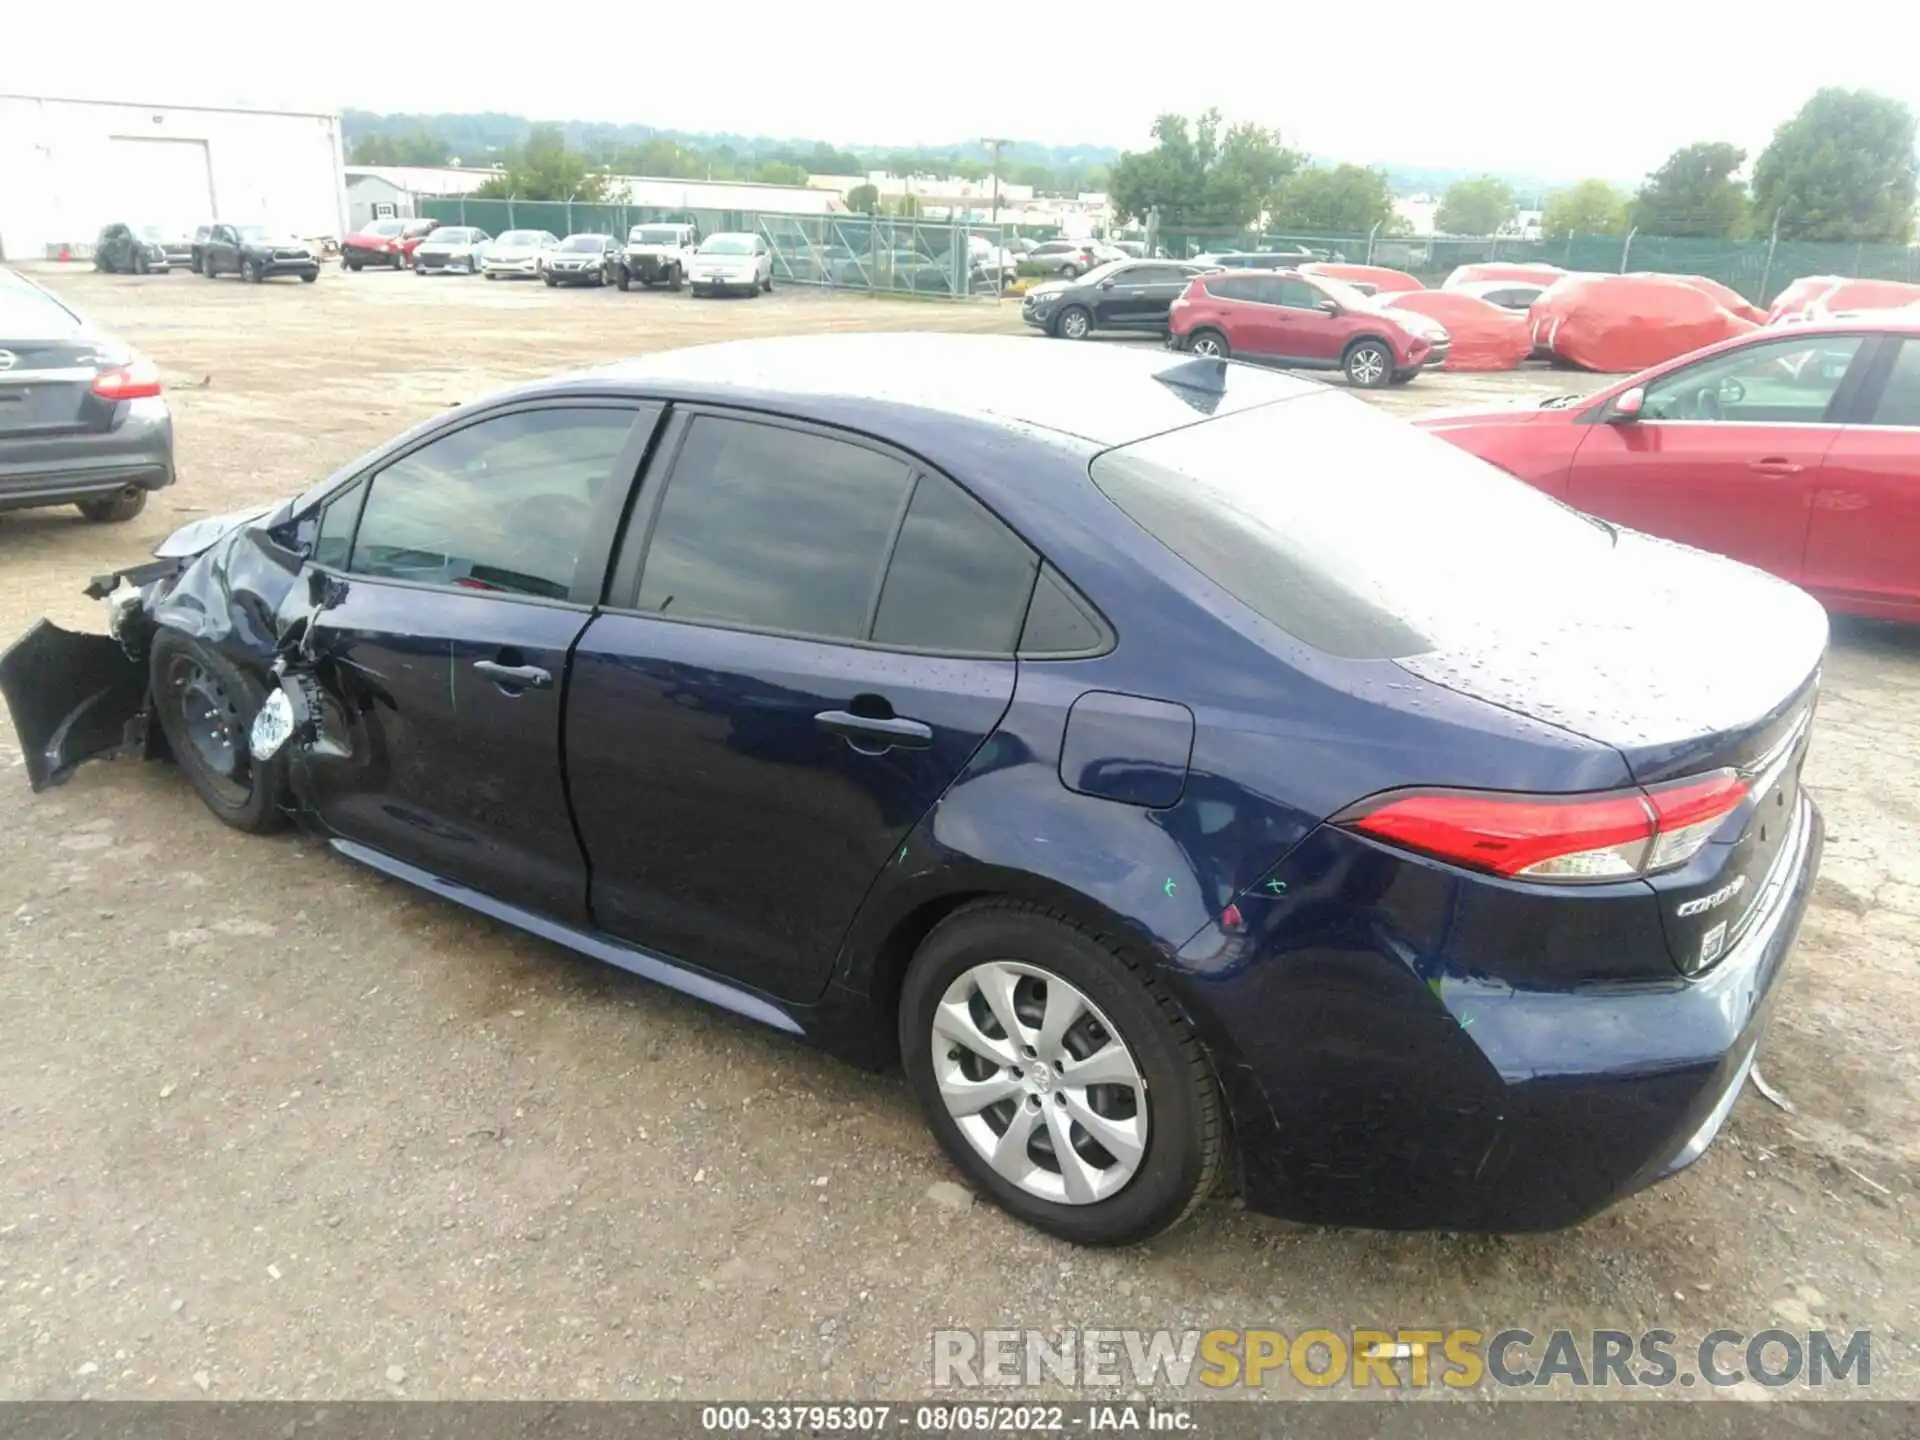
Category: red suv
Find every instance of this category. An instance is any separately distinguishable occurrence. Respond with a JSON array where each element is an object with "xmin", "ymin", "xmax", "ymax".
[
  {"xmin": 340, "ymin": 217, "xmax": 440, "ymax": 271},
  {"xmin": 1168, "ymin": 271, "xmax": 1450, "ymax": 387}
]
